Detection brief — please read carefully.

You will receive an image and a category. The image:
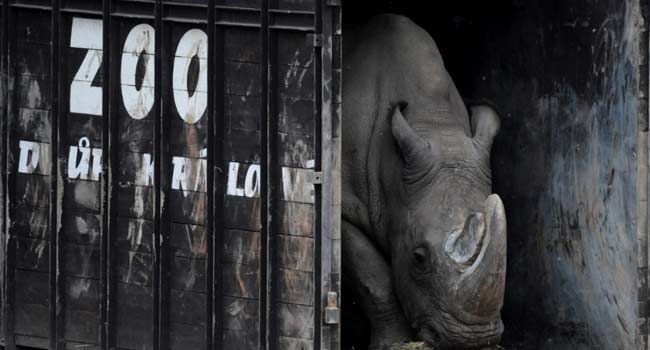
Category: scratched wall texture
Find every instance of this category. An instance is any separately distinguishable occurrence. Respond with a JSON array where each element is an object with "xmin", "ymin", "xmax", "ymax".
[
  {"xmin": 344, "ymin": 0, "xmax": 645, "ymax": 349},
  {"xmin": 465, "ymin": 1, "xmax": 642, "ymax": 349}
]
